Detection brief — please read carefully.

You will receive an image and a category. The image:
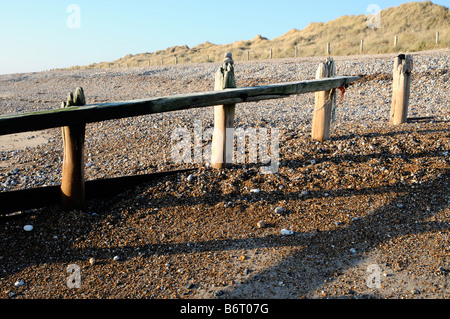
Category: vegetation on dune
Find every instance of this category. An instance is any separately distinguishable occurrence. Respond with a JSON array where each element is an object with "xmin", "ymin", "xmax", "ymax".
[{"xmin": 65, "ymin": 1, "xmax": 449, "ymax": 70}]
